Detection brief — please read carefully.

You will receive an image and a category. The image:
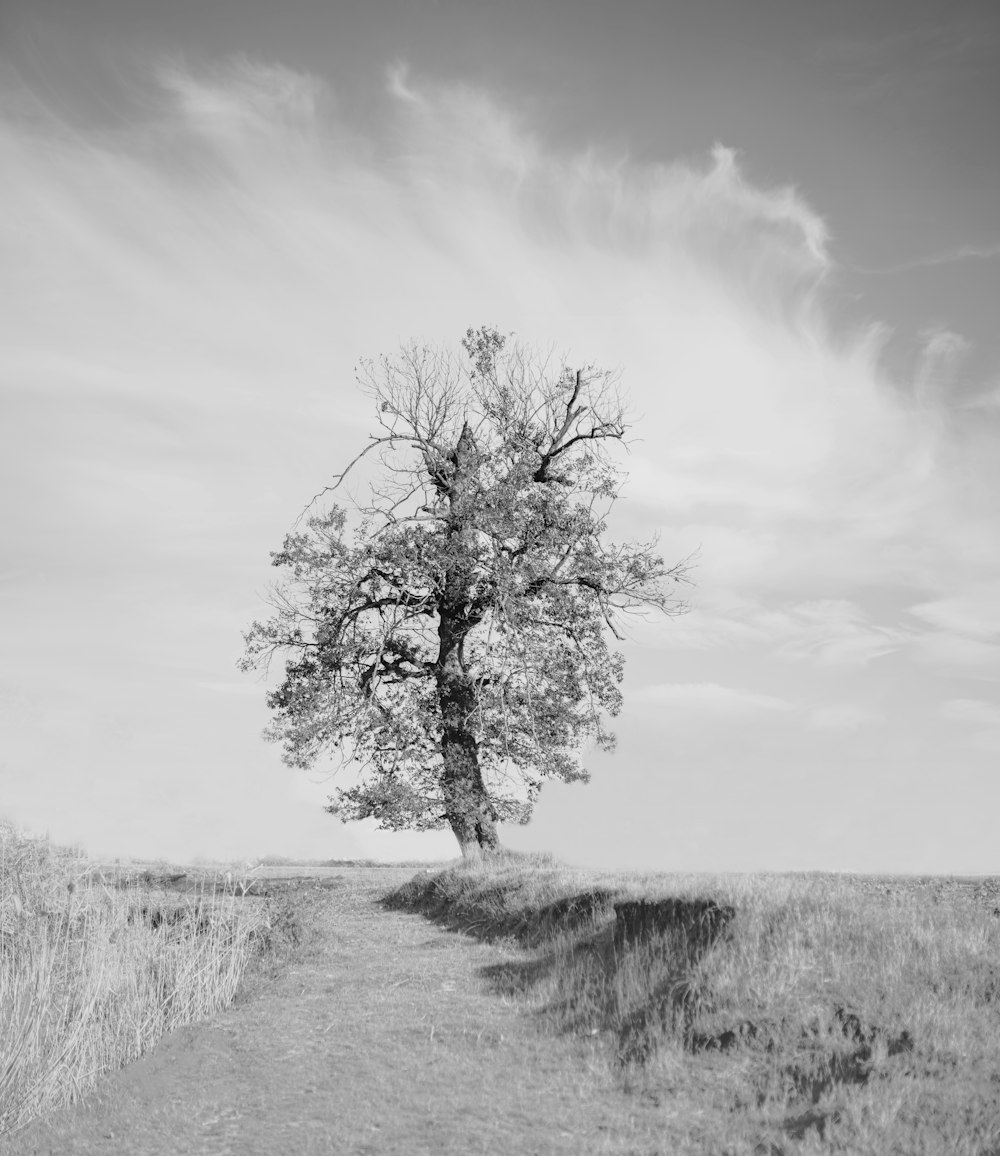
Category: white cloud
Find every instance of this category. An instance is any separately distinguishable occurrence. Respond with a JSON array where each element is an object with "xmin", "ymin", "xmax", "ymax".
[
  {"xmin": 2, "ymin": 51, "xmax": 1000, "ymax": 860},
  {"xmin": 915, "ymin": 327, "xmax": 972, "ymax": 407},
  {"xmin": 638, "ymin": 594, "xmax": 904, "ymax": 669},
  {"xmin": 863, "ymin": 242, "xmax": 1000, "ymax": 274},
  {"xmin": 909, "ymin": 589, "xmax": 1000, "ymax": 639},
  {"xmin": 773, "ymin": 600, "xmax": 903, "ymax": 667},
  {"xmin": 907, "ymin": 587, "xmax": 1000, "ymax": 673},
  {"xmin": 910, "ymin": 631, "xmax": 1000, "ymax": 673},
  {"xmin": 940, "ymin": 698, "xmax": 1000, "ymax": 752},
  {"xmin": 941, "ymin": 698, "xmax": 1000, "ymax": 726},
  {"xmin": 919, "ymin": 327, "xmax": 971, "ymax": 363},
  {"xmin": 156, "ymin": 57, "xmax": 328, "ymax": 164},
  {"xmin": 807, "ymin": 703, "xmax": 881, "ymax": 731},
  {"xmin": 1, "ymin": 56, "xmax": 884, "ymax": 630},
  {"xmin": 632, "ymin": 681, "xmax": 793, "ymax": 715}
]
